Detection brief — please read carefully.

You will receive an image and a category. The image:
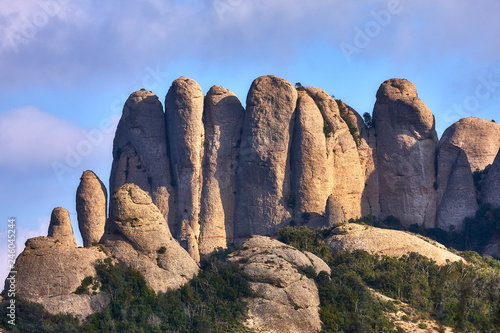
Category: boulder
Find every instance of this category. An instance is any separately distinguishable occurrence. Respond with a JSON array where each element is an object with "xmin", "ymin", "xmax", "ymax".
[
  {"xmin": 326, "ymin": 223, "xmax": 463, "ymax": 266},
  {"xmin": 480, "ymin": 148, "xmax": 500, "ymax": 207},
  {"xmin": 304, "ymin": 87, "xmax": 364, "ymax": 224},
  {"xmin": 109, "ymin": 90, "xmax": 173, "ymax": 234},
  {"xmin": 102, "ymin": 183, "xmax": 199, "ymax": 292},
  {"xmin": 198, "ymin": 86, "xmax": 245, "ymax": 254},
  {"xmin": 290, "ymin": 91, "xmax": 330, "ymax": 225},
  {"xmin": 436, "ymin": 143, "xmax": 478, "ymax": 231},
  {"xmin": 165, "ymin": 77, "xmax": 205, "ymax": 261},
  {"xmin": 76, "ymin": 170, "xmax": 107, "ymax": 247},
  {"xmin": 228, "ymin": 236, "xmax": 328, "ymax": 333},
  {"xmin": 373, "ymin": 78, "xmax": 438, "ymax": 228},
  {"xmin": 234, "ymin": 75, "xmax": 297, "ymax": 238},
  {"xmin": 48, "ymin": 207, "xmax": 76, "ymax": 247},
  {"xmin": 10, "ymin": 235, "xmax": 107, "ymax": 316},
  {"xmin": 440, "ymin": 117, "xmax": 500, "ymax": 172}
]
